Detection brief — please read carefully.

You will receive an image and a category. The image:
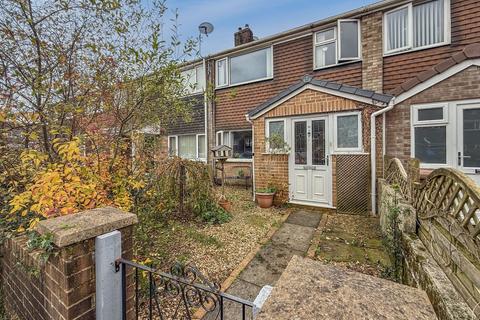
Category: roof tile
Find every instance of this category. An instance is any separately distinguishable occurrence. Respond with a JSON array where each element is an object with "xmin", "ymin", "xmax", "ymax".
[
  {"xmin": 433, "ymin": 58, "xmax": 456, "ymax": 73},
  {"xmin": 417, "ymin": 69, "xmax": 439, "ymax": 82},
  {"xmin": 463, "ymin": 43, "xmax": 480, "ymax": 58},
  {"xmin": 247, "ymin": 75, "xmax": 393, "ymax": 118},
  {"xmin": 452, "ymin": 51, "xmax": 467, "ymax": 63},
  {"xmin": 401, "ymin": 77, "xmax": 421, "ymax": 91}
]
